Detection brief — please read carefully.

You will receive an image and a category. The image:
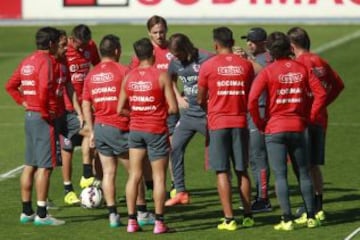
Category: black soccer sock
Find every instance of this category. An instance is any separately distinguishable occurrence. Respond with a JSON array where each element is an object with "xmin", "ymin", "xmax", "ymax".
[
  {"xmin": 155, "ymin": 214, "xmax": 164, "ymax": 222},
  {"xmin": 170, "ymin": 181, "xmax": 175, "ymax": 189},
  {"xmin": 225, "ymin": 217, "xmax": 234, "ymax": 224},
  {"xmin": 128, "ymin": 214, "xmax": 137, "ymax": 220},
  {"xmin": 83, "ymin": 164, "xmax": 93, "ymax": 178},
  {"xmin": 282, "ymin": 214, "xmax": 292, "ymax": 222},
  {"xmin": 244, "ymin": 213, "xmax": 253, "ymax": 219},
  {"xmin": 37, "ymin": 206, "xmax": 47, "ymax": 218},
  {"xmin": 136, "ymin": 204, "xmax": 147, "ymax": 213},
  {"xmin": 22, "ymin": 201, "xmax": 34, "ymax": 216},
  {"xmin": 145, "ymin": 181, "xmax": 153, "ymax": 190},
  {"xmin": 315, "ymin": 194, "xmax": 323, "ymax": 212},
  {"xmin": 107, "ymin": 205, "xmax": 117, "ymax": 215},
  {"xmin": 64, "ymin": 183, "xmax": 74, "ymax": 194}
]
